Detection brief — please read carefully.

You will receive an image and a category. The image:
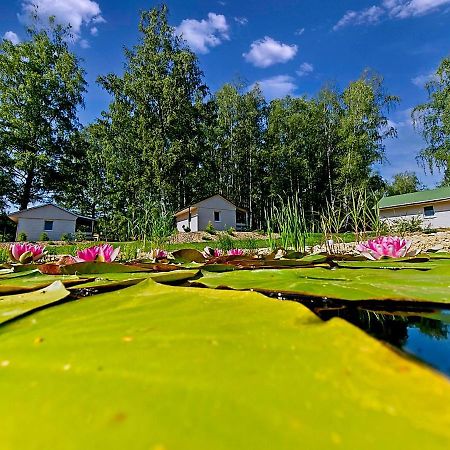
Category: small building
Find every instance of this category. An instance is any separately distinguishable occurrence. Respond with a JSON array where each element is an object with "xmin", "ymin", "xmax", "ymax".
[
  {"xmin": 379, "ymin": 186, "xmax": 450, "ymax": 229},
  {"xmin": 175, "ymin": 194, "xmax": 249, "ymax": 232},
  {"xmin": 8, "ymin": 203, "xmax": 95, "ymax": 241}
]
